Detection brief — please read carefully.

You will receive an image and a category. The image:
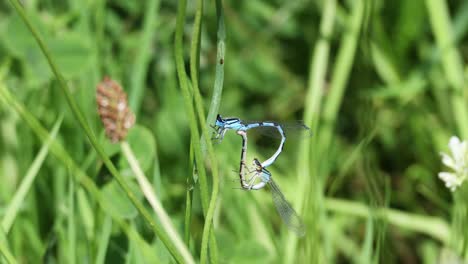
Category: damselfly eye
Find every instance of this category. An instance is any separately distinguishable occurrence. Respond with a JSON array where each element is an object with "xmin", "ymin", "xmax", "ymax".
[{"xmin": 96, "ymin": 77, "xmax": 135, "ymax": 143}]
